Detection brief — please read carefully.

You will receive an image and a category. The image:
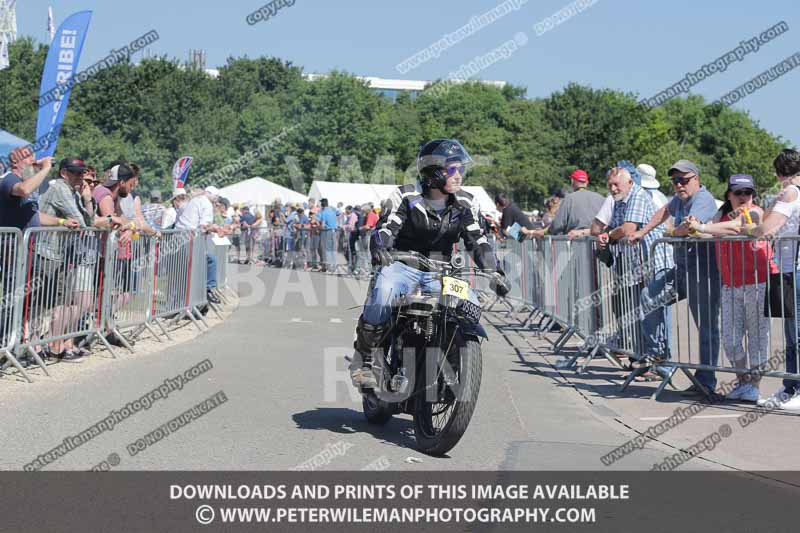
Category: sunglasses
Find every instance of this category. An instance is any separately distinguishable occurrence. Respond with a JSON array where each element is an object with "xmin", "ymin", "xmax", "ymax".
[
  {"xmin": 733, "ymin": 189, "xmax": 754, "ymax": 197},
  {"xmin": 445, "ymin": 164, "xmax": 465, "ymax": 177},
  {"xmin": 671, "ymin": 174, "xmax": 696, "ymax": 186}
]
